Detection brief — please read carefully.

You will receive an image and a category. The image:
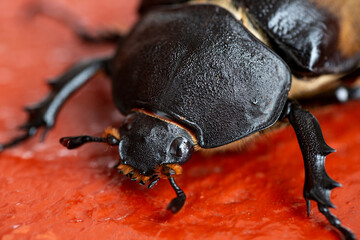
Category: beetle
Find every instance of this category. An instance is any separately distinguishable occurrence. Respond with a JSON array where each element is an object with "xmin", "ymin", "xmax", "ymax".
[{"xmin": 0, "ymin": 0, "xmax": 359, "ymax": 239}]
